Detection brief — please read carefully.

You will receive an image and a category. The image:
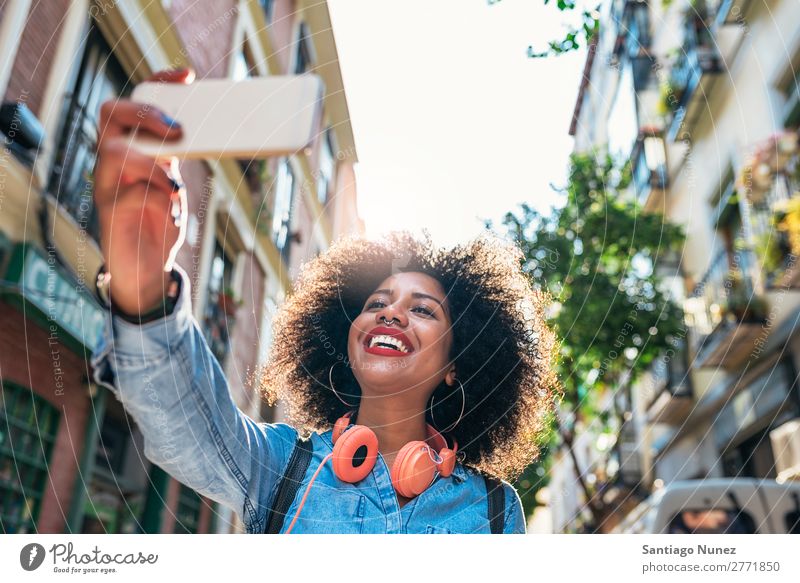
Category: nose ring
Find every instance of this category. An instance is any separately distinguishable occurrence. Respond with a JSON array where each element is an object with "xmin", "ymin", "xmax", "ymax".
[{"xmin": 380, "ymin": 316, "xmax": 398, "ymax": 326}]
